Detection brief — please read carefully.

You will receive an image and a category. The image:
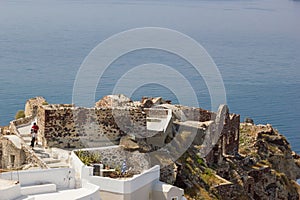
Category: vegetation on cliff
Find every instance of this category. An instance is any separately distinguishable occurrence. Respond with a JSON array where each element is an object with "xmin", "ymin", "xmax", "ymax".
[{"xmin": 15, "ymin": 110, "xmax": 25, "ymax": 120}]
